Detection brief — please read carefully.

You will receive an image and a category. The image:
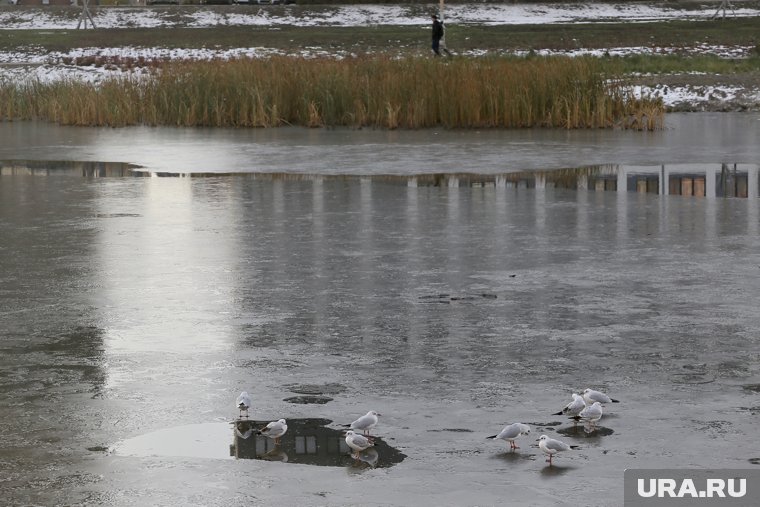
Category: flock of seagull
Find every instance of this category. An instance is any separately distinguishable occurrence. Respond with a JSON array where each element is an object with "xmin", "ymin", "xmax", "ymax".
[
  {"xmin": 235, "ymin": 391, "xmax": 381, "ymax": 457},
  {"xmin": 487, "ymin": 388, "xmax": 620, "ymax": 465},
  {"xmin": 234, "ymin": 387, "xmax": 618, "ymax": 465}
]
